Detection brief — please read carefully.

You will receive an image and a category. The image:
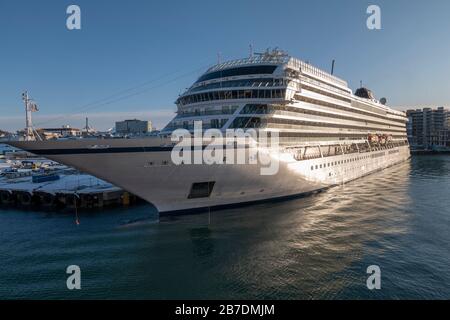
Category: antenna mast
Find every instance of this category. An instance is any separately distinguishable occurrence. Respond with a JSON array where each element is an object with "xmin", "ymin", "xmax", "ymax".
[
  {"xmin": 217, "ymin": 52, "xmax": 222, "ymax": 64},
  {"xmin": 83, "ymin": 117, "xmax": 94, "ymax": 135},
  {"xmin": 22, "ymin": 91, "xmax": 41, "ymax": 141},
  {"xmin": 23, "ymin": 91, "xmax": 33, "ymax": 141}
]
